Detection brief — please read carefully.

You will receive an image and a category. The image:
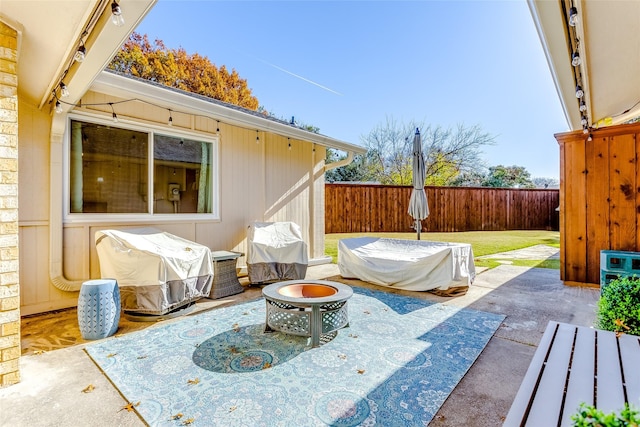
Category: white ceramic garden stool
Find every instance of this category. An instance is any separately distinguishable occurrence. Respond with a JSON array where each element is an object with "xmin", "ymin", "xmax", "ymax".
[{"xmin": 77, "ymin": 279, "xmax": 121, "ymax": 340}]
